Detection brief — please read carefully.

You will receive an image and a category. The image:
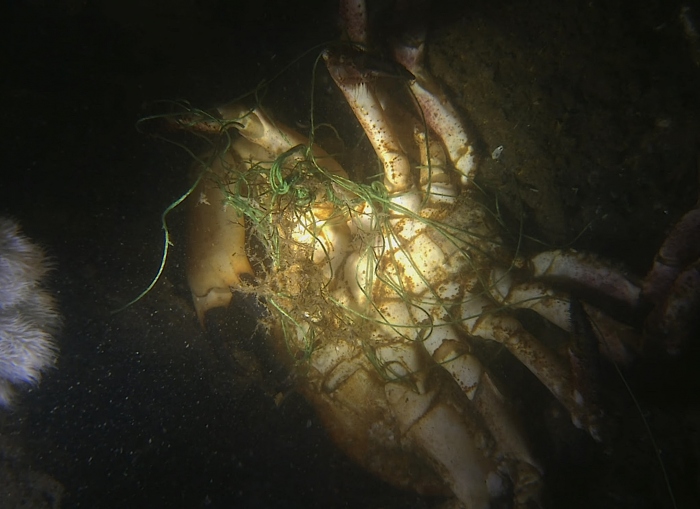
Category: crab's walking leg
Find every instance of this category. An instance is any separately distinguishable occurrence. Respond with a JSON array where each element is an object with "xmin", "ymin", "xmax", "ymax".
[
  {"xmin": 387, "ymin": 31, "xmax": 605, "ymax": 437},
  {"xmin": 336, "ymin": 0, "xmax": 472, "ymax": 196},
  {"xmin": 326, "ymin": 47, "xmax": 543, "ymax": 503},
  {"xmin": 385, "ymin": 377, "xmax": 494, "ymax": 509},
  {"xmin": 491, "ymin": 267, "xmax": 639, "ymax": 365},
  {"xmin": 324, "ymin": 50, "xmax": 416, "ymax": 199},
  {"xmin": 370, "ymin": 340, "xmax": 499, "ymax": 509},
  {"xmin": 460, "ymin": 293, "xmax": 604, "ymax": 440},
  {"xmin": 339, "ymin": 0, "xmax": 368, "ymax": 45},
  {"xmin": 642, "ymin": 202, "xmax": 700, "ymax": 352},
  {"xmin": 529, "ymin": 250, "xmax": 641, "ymax": 306},
  {"xmin": 393, "ymin": 38, "xmax": 478, "ymax": 185},
  {"xmin": 417, "ymin": 319, "xmax": 543, "ymax": 504},
  {"xmin": 643, "ymin": 203, "xmax": 700, "ymax": 304}
]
